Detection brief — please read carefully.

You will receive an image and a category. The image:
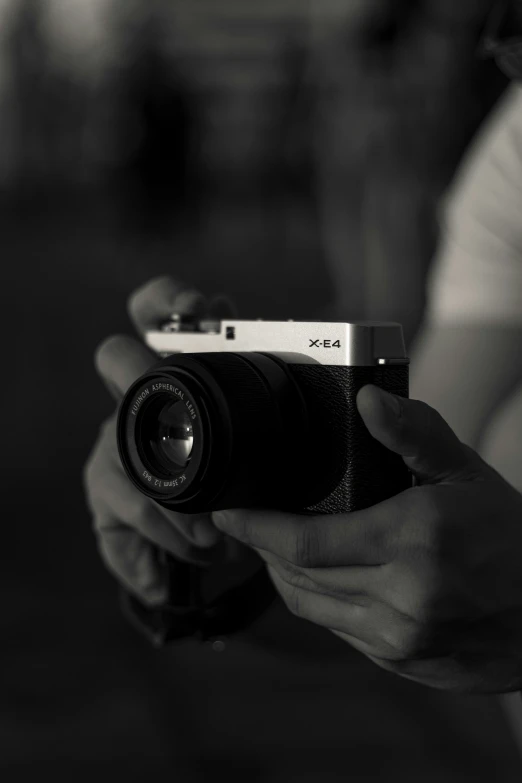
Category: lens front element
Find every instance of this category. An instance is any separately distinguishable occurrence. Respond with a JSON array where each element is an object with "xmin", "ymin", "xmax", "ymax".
[
  {"xmin": 157, "ymin": 399, "xmax": 194, "ymax": 468},
  {"xmin": 139, "ymin": 396, "xmax": 194, "ymax": 476}
]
